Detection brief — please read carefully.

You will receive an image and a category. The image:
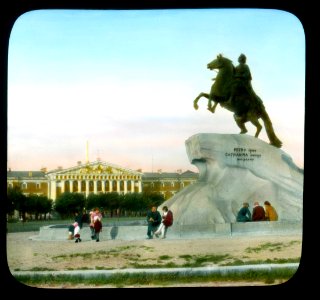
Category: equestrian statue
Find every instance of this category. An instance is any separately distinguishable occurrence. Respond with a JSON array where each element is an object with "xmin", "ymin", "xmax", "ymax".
[{"xmin": 193, "ymin": 53, "xmax": 282, "ymax": 148}]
